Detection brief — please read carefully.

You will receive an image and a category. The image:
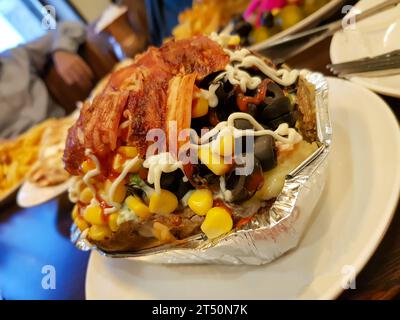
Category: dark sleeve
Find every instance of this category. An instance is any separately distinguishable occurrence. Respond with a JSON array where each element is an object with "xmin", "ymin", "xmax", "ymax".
[{"xmin": 145, "ymin": 0, "xmax": 192, "ymax": 46}]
